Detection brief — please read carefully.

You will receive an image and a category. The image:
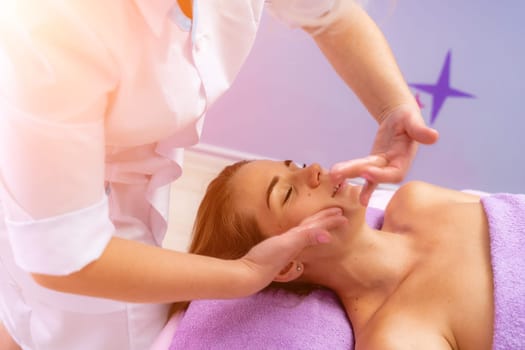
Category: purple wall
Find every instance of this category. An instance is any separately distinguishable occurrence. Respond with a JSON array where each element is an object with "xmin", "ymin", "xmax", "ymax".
[{"xmin": 201, "ymin": 1, "xmax": 525, "ymax": 194}]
